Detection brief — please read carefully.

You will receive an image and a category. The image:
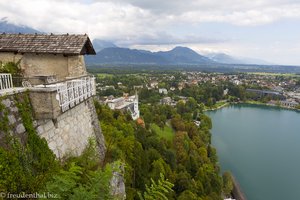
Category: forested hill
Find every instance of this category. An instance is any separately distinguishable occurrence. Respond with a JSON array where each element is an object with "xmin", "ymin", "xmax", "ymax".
[{"xmin": 95, "ymin": 95, "xmax": 232, "ymax": 199}]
